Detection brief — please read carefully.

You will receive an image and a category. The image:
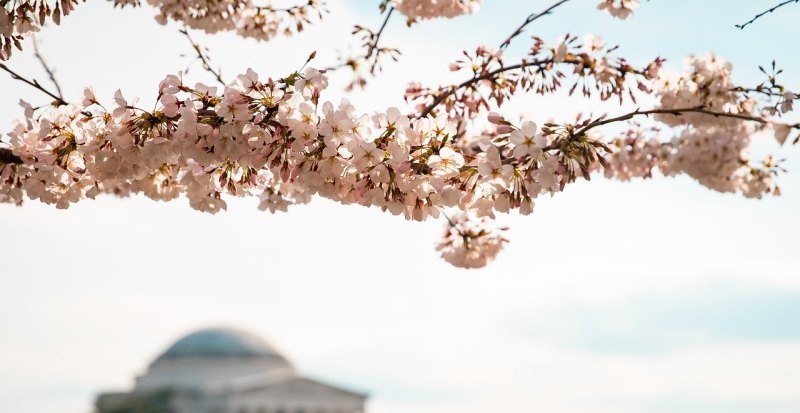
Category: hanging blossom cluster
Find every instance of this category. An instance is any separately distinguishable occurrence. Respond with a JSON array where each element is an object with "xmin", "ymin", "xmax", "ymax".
[
  {"xmin": 596, "ymin": 0, "xmax": 639, "ymax": 20},
  {"xmin": 1, "ymin": 0, "xmax": 325, "ymax": 60},
  {"xmin": 436, "ymin": 212, "xmax": 508, "ymax": 268},
  {"xmin": 392, "ymin": 0, "xmax": 481, "ymax": 20},
  {"xmin": 1, "ymin": 0, "xmax": 81, "ymax": 60},
  {"xmin": 1, "ymin": 0, "xmax": 638, "ymax": 61},
  {"xmin": 603, "ymin": 53, "xmax": 790, "ymax": 198},
  {"xmin": 111, "ymin": 0, "xmax": 326, "ymax": 41},
  {"xmin": 391, "ymin": 0, "xmax": 638, "ymax": 21}
]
